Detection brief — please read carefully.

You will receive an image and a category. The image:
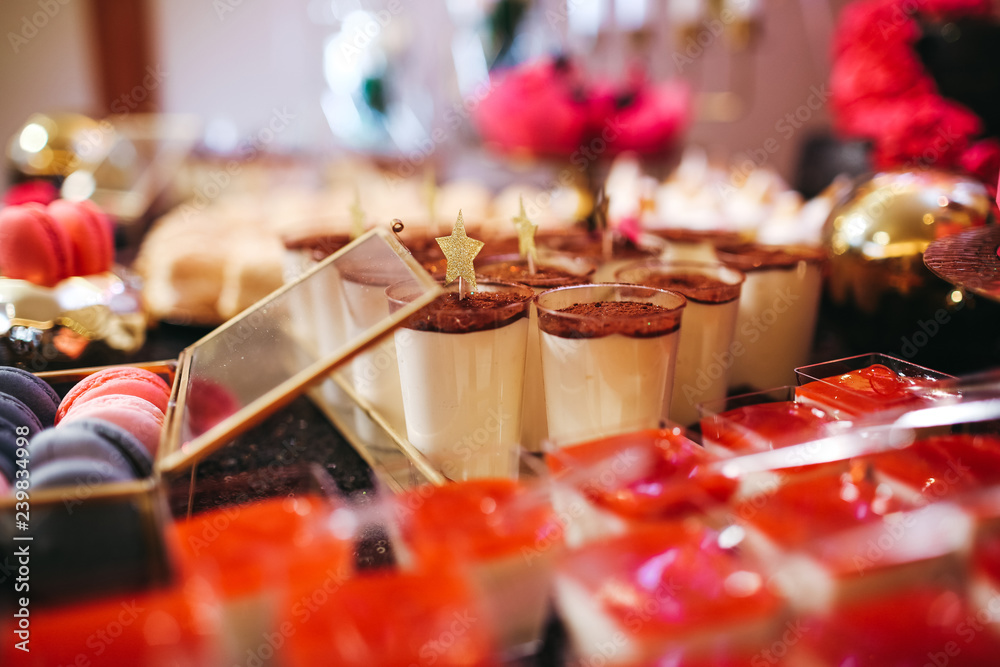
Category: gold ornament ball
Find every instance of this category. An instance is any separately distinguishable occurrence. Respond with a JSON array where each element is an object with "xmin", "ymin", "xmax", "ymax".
[
  {"xmin": 6, "ymin": 112, "xmax": 113, "ymax": 180},
  {"xmin": 824, "ymin": 169, "xmax": 996, "ymax": 315}
]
